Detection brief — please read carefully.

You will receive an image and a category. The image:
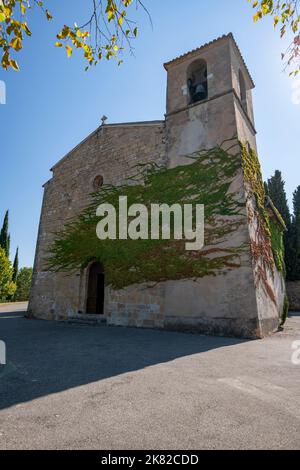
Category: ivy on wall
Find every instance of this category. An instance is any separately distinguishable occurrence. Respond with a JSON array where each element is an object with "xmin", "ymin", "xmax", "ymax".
[
  {"xmin": 47, "ymin": 139, "xmax": 247, "ymax": 290},
  {"xmin": 269, "ymin": 218, "xmax": 285, "ymax": 275},
  {"xmin": 46, "ymin": 139, "xmax": 286, "ymax": 319},
  {"xmin": 241, "ymin": 144, "xmax": 287, "ymax": 323}
]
